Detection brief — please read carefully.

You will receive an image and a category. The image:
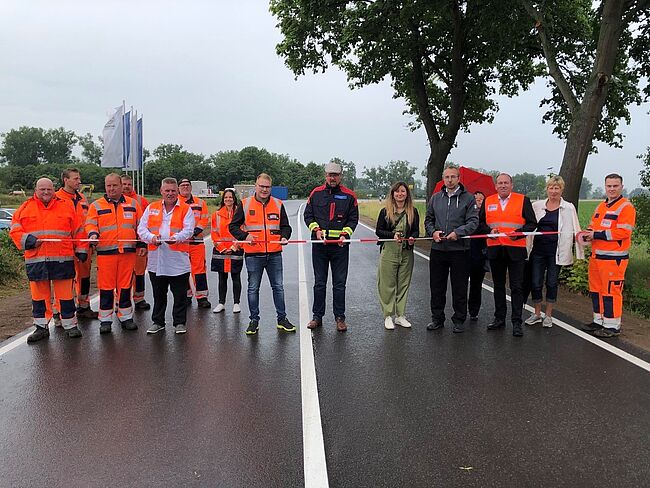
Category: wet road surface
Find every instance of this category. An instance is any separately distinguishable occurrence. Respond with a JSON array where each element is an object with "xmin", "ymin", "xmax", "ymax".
[{"xmin": 1, "ymin": 200, "xmax": 649, "ymax": 487}]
